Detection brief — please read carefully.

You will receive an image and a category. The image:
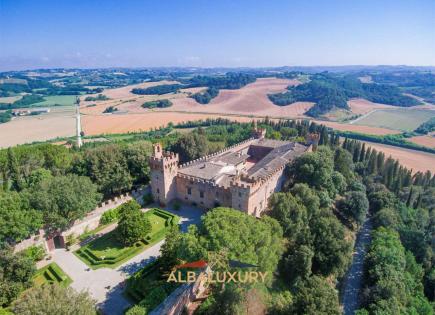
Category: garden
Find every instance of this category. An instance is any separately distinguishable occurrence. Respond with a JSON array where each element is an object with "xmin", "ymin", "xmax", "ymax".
[
  {"xmin": 125, "ymin": 260, "xmax": 179, "ymax": 313},
  {"xmin": 74, "ymin": 207, "xmax": 179, "ymax": 269},
  {"xmin": 33, "ymin": 262, "xmax": 72, "ymax": 287}
]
